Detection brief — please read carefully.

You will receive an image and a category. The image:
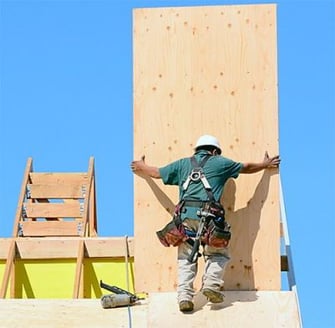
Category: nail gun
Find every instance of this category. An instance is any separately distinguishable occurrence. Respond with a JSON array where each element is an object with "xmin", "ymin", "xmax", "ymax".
[{"xmin": 100, "ymin": 280, "xmax": 143, "ymax": 309}]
